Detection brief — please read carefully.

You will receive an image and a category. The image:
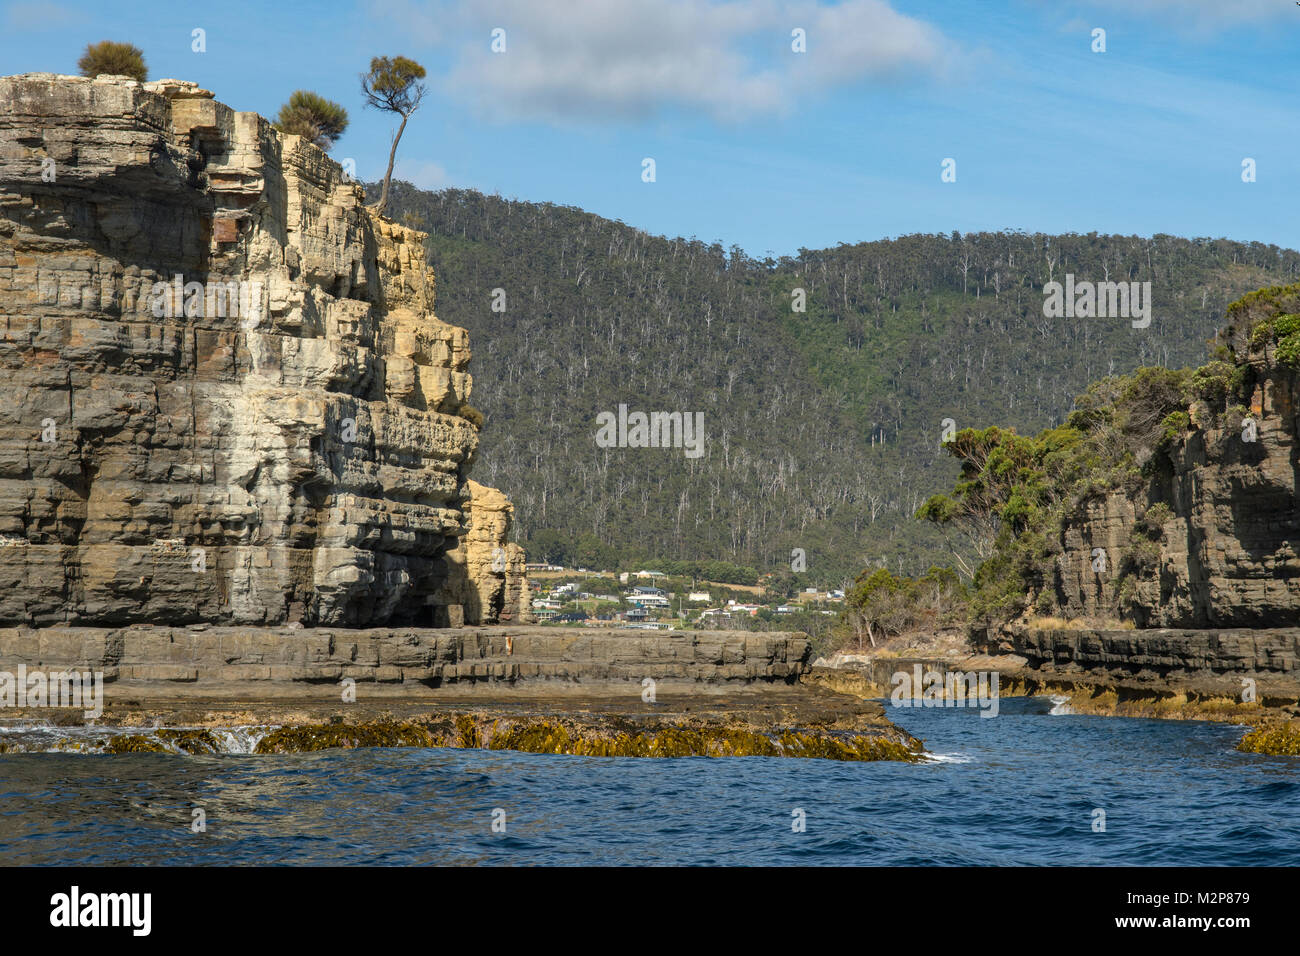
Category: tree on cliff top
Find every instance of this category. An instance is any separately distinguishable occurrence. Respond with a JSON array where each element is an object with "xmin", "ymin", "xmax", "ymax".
[
  {"xmin": 77, "ymin": 41, "xmax": 147, "ymax": 81},
  {"xmin": 360, "ymin": 55, "xmax": 427, "ymax": 217},
  {"xmin": 273, "ymin": 91, "xmax": 349, "ymax": 151}
]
